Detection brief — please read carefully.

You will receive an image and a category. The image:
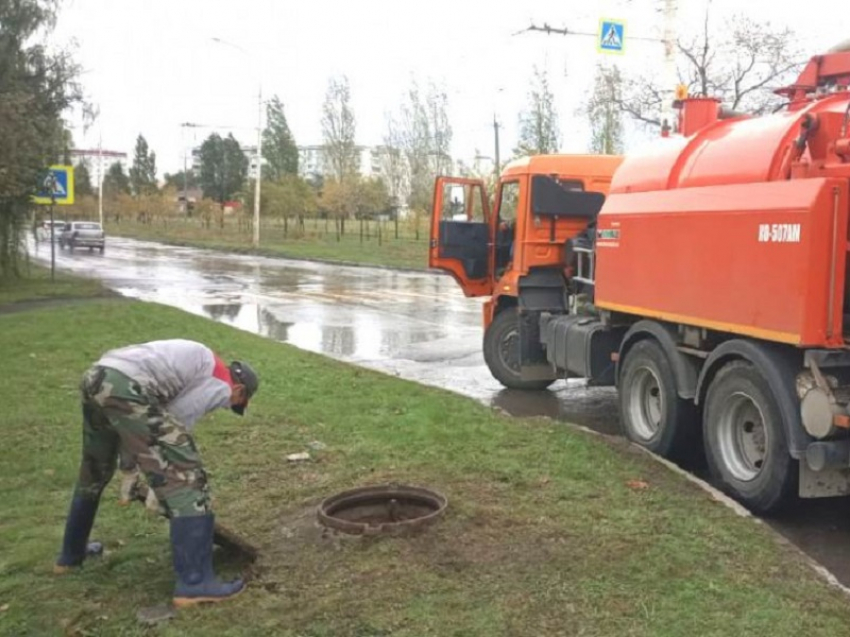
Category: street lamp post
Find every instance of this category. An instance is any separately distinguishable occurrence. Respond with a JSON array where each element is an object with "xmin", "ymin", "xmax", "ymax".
[
  {"xmin": 253, "ymin": 84, "xmax": 262, "ymax": 248},
  {"xmin": 179, "ymin": 122, "xmax": 202, "ymax": 214},
  {"xmin": 493, "ymin": 114, "xmax": 501, "ymax": 176},
  {"xmin": 211, "ymin": 37, "xmax": 262, "ymax": 248},
  {"xmin": 661, "ymin": 0, "xmax": 679, "ymax": 135},
  {"xmin": 493, "ymin": 87, "xmax": 504, "ymax": 177}
]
